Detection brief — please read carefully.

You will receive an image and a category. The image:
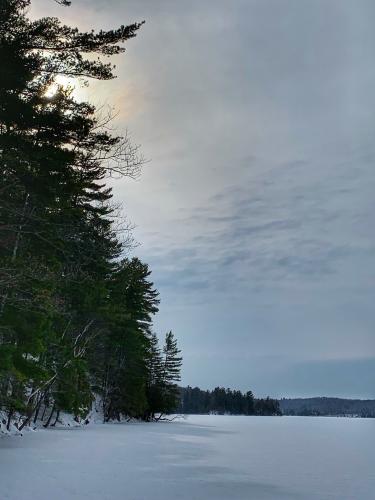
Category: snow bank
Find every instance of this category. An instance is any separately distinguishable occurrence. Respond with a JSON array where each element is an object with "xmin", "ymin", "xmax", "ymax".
[
  {"xmin": 0, "ymin": 395, "xmax": 139, "ymax": 437},
  {"xmin": 0, "ymin": 411, "xmax": 23, "ymax": 436}
]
